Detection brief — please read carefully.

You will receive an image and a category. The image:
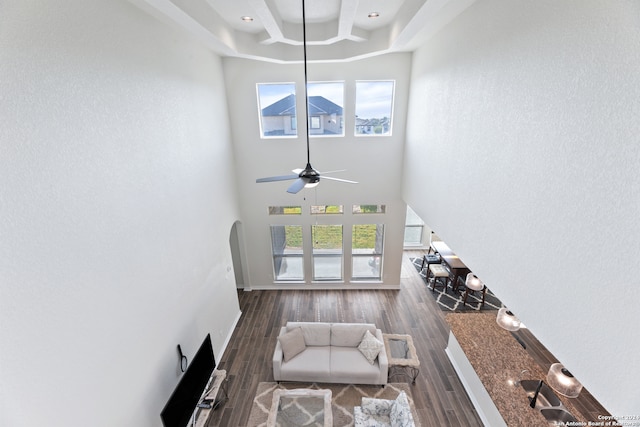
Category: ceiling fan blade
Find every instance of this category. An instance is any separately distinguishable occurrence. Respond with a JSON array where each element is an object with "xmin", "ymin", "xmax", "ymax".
[
  {"xmin": 256, "ymin": 174, "xmax": 299, "ymax": 183},
  {"xmin": 321, "ymin": 176, "xmax": 358, "ymax": 184},
  {"xmin": 318, "ymin": 169, "xmax": 346, "ymax": 175},
  {"xmin": 287, "ymin": 178, "xmax": 307, "ymax": 194},
  {"xmin": 292, "ymin": 168, "xmax": 303, "ymax": 174}
]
